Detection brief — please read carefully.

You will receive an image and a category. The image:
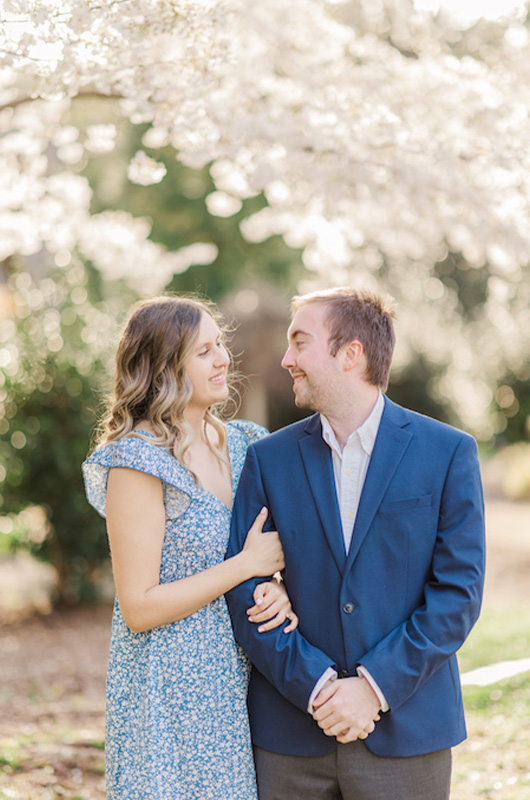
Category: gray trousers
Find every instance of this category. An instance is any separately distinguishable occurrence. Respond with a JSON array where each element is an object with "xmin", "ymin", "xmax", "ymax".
[{"xmin": 254, "ymin": 742, "xmax": 452, "ymax": 800}]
